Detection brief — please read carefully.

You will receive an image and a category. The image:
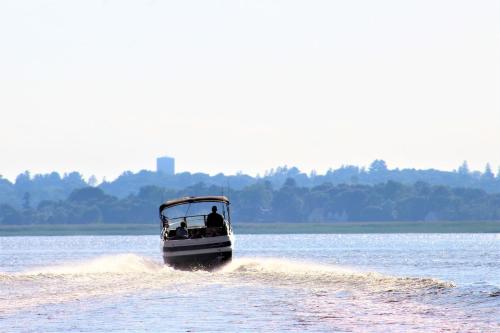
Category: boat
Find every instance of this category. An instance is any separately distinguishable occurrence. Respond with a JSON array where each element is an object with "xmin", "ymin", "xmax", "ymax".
[{"xmin": 159, "ymin": 195, "xmax": 234, "ymax": 270}]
